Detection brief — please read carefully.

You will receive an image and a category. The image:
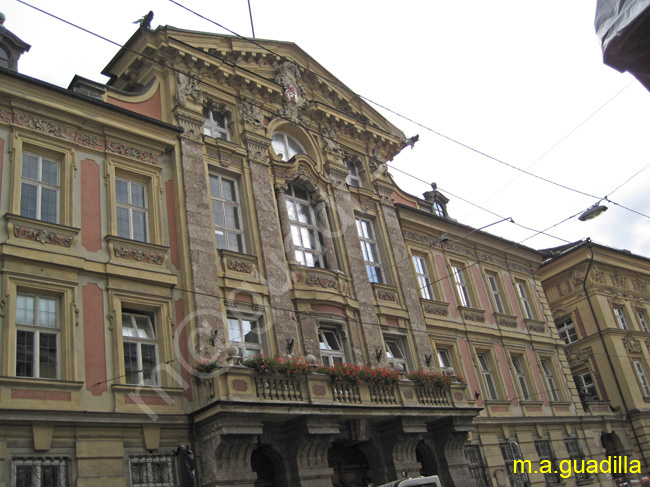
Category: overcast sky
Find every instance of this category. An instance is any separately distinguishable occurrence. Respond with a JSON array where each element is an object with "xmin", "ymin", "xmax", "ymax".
[{"xmin": 4, "ymin": 1, "xmax": 650, "ymax": 258}]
